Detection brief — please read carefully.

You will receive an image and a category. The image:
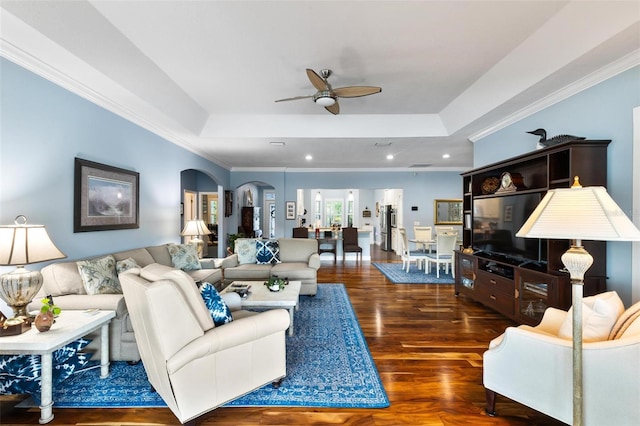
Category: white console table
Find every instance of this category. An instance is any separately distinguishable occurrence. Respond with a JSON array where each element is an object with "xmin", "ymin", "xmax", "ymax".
[{"xmin": 0, "ymin": 310, "xmax": 115, "ymax": 424}]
